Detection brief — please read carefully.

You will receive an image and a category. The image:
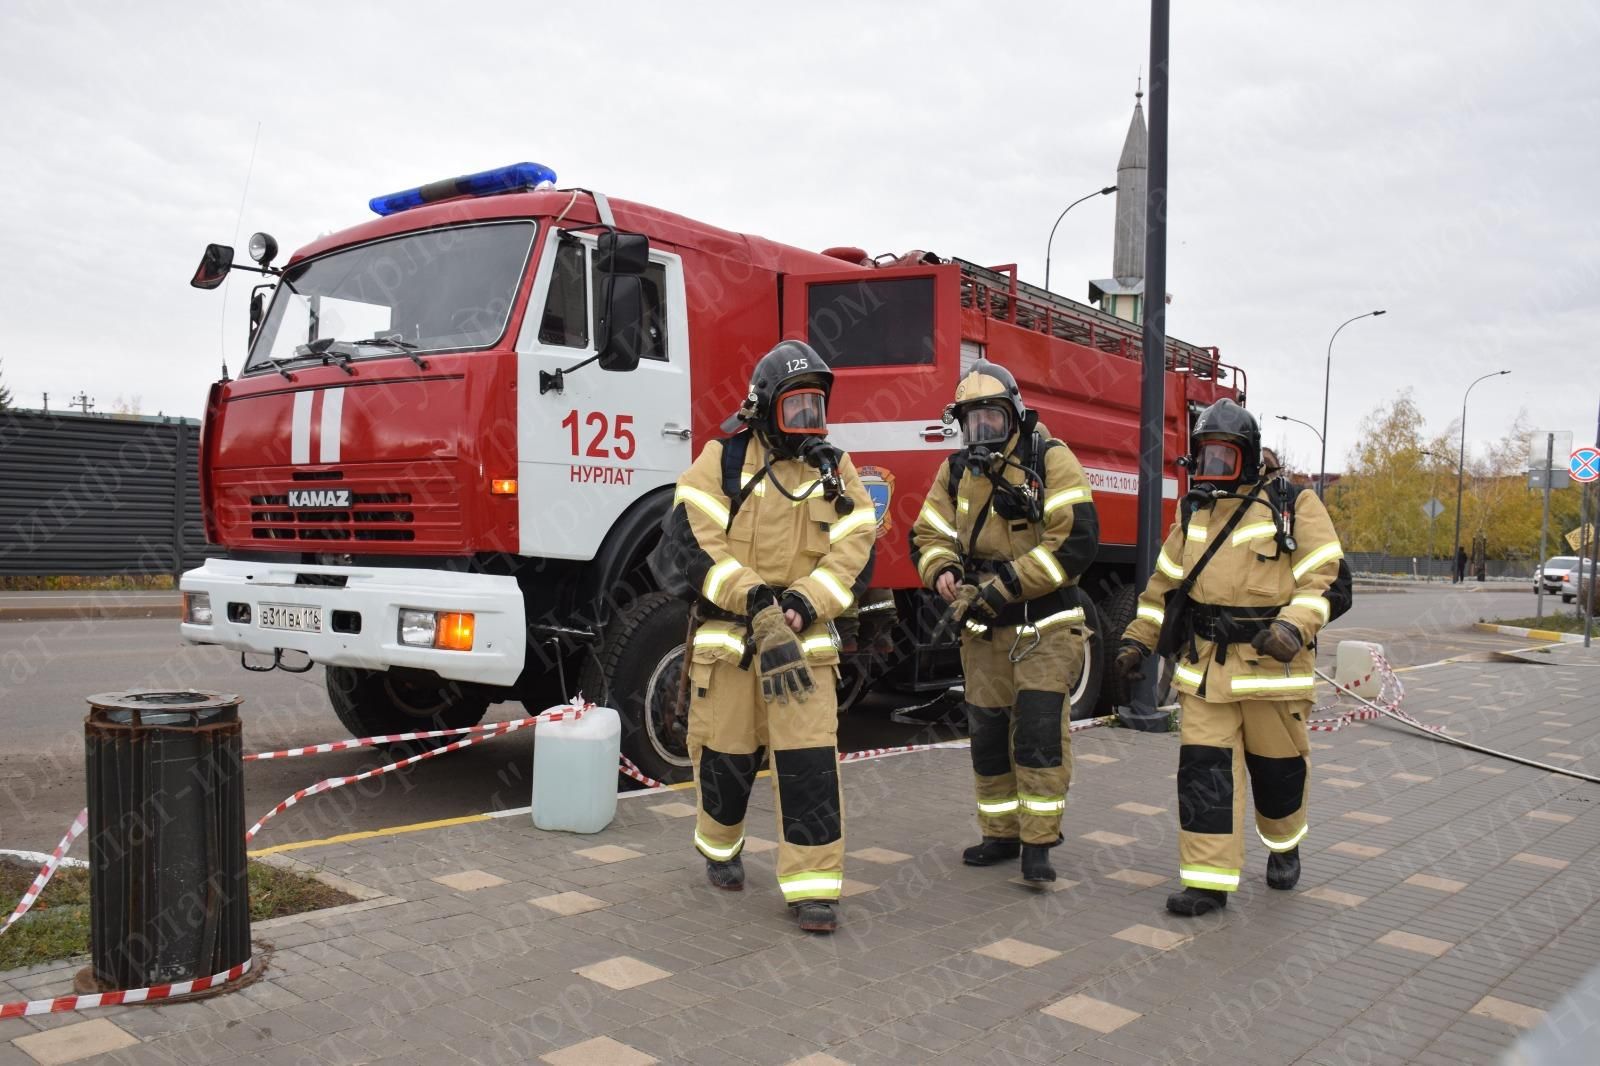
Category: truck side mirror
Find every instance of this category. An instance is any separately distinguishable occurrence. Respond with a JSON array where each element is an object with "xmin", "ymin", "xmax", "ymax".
[
  {"xmin": 595, "ymin": 231, "xmax": 648, "ymax": 275},
  {"xmin": 249, "ymin": 288, "xmax": 268, "ymax": 344},
  {"xmin": 595, "ymin": 274, "xmax": 644, "ymax": 373},
  {"xmin": 191, "ymin": 243, "xmax": 235, "ymax": 290}
]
